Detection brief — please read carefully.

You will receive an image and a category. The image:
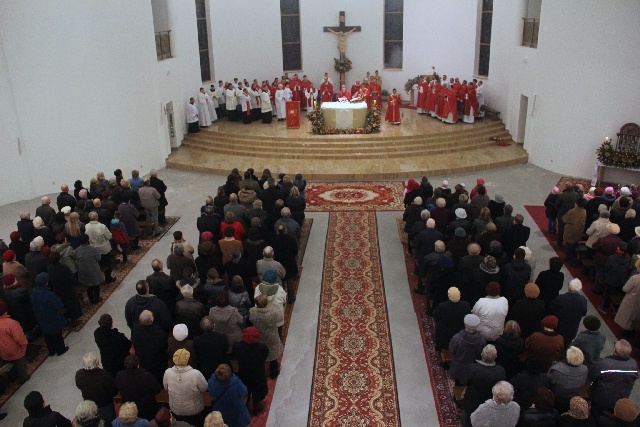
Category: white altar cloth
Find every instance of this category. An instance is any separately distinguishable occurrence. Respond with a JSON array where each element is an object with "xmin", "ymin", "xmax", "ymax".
[{"xmin": 321, "ymin": 102, "xmax": 368, "ymax": 129}]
